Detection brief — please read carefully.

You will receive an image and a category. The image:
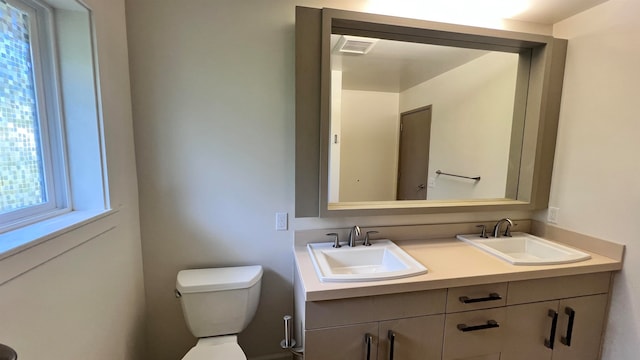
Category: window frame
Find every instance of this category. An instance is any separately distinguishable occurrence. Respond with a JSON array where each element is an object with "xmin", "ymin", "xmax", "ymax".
[{"xmin": 0, "ymin": 0, "xmax": 70, "ymax": 233}]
